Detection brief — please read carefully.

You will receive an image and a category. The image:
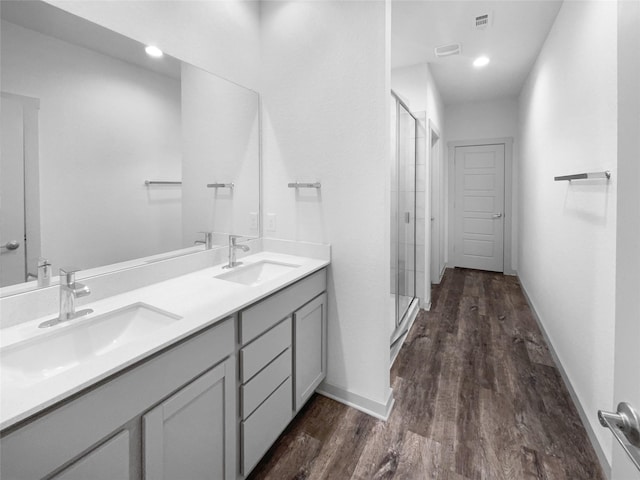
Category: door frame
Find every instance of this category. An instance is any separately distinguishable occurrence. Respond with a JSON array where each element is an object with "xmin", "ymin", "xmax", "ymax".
[
  {"xmin": 447, "ymin": 137, "xmax": 514, "ymax": 275},
  {"xmin": 429, "ymin": 120, "xmax": 444, "ymax": 284},
  {"xmin": 1, "ymin": 92, "xmax": 41, "ymax": 281},
  {"xmin": 1, "ymin": 92, "xmax": 41, "ymax": 283}
]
